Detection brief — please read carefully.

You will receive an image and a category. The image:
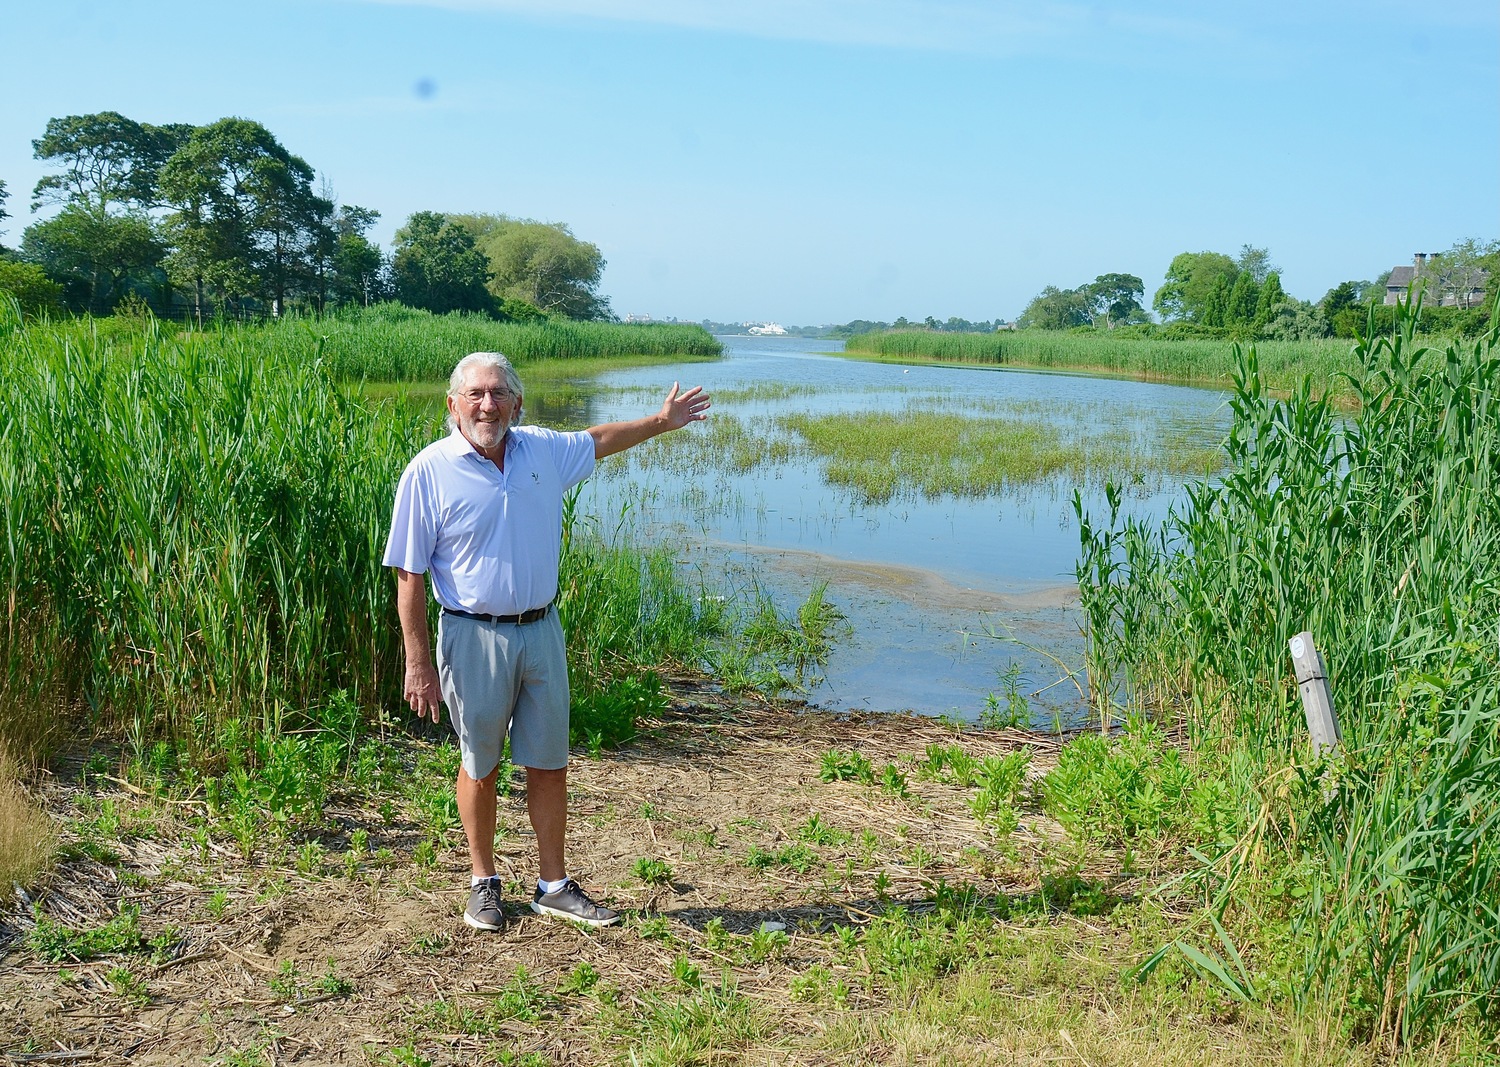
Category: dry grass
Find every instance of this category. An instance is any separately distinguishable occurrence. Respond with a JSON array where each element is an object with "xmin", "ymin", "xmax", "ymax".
[{"xmin": 0, "ymin": 745, "xmax": 54, "ymax": 892}]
